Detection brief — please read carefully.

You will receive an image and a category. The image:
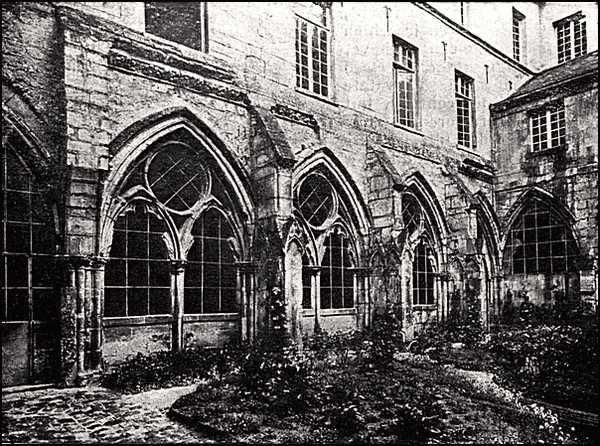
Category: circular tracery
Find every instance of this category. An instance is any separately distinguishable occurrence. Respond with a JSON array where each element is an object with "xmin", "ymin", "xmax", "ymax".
[
  {"xmin": 297, "ymin": 173, "xmax": 337, "ymax": 229},
  {"xmin": 146, "ymin": 141, "xmax": 210, "ymax": 213}
]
